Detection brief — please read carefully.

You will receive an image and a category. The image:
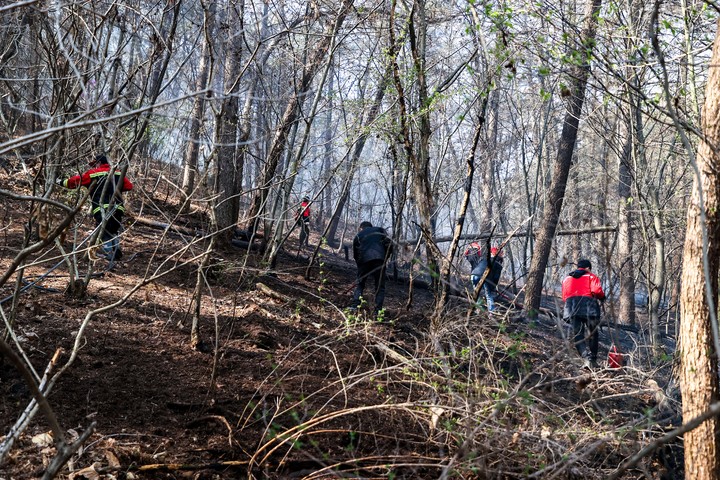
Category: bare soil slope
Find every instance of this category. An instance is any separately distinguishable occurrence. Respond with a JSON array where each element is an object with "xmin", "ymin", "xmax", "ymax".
[{"xmin": 0, "ymin": 166, "xmax": 681, "ymax": 479}]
